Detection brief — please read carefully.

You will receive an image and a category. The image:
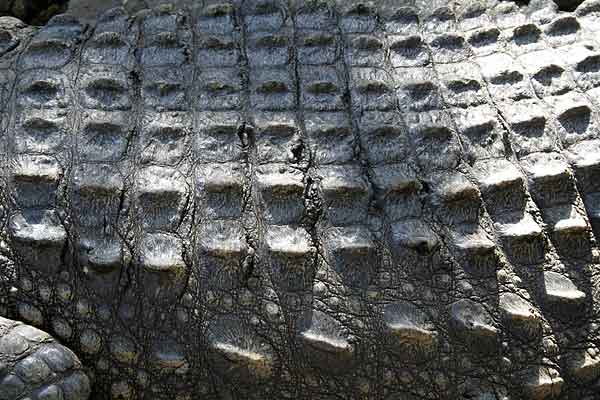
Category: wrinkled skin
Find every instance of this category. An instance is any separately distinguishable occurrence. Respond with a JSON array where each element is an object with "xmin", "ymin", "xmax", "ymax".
[{"xmin": 3, "ymin": 0, "xmax": 600, "ymax": 399}]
